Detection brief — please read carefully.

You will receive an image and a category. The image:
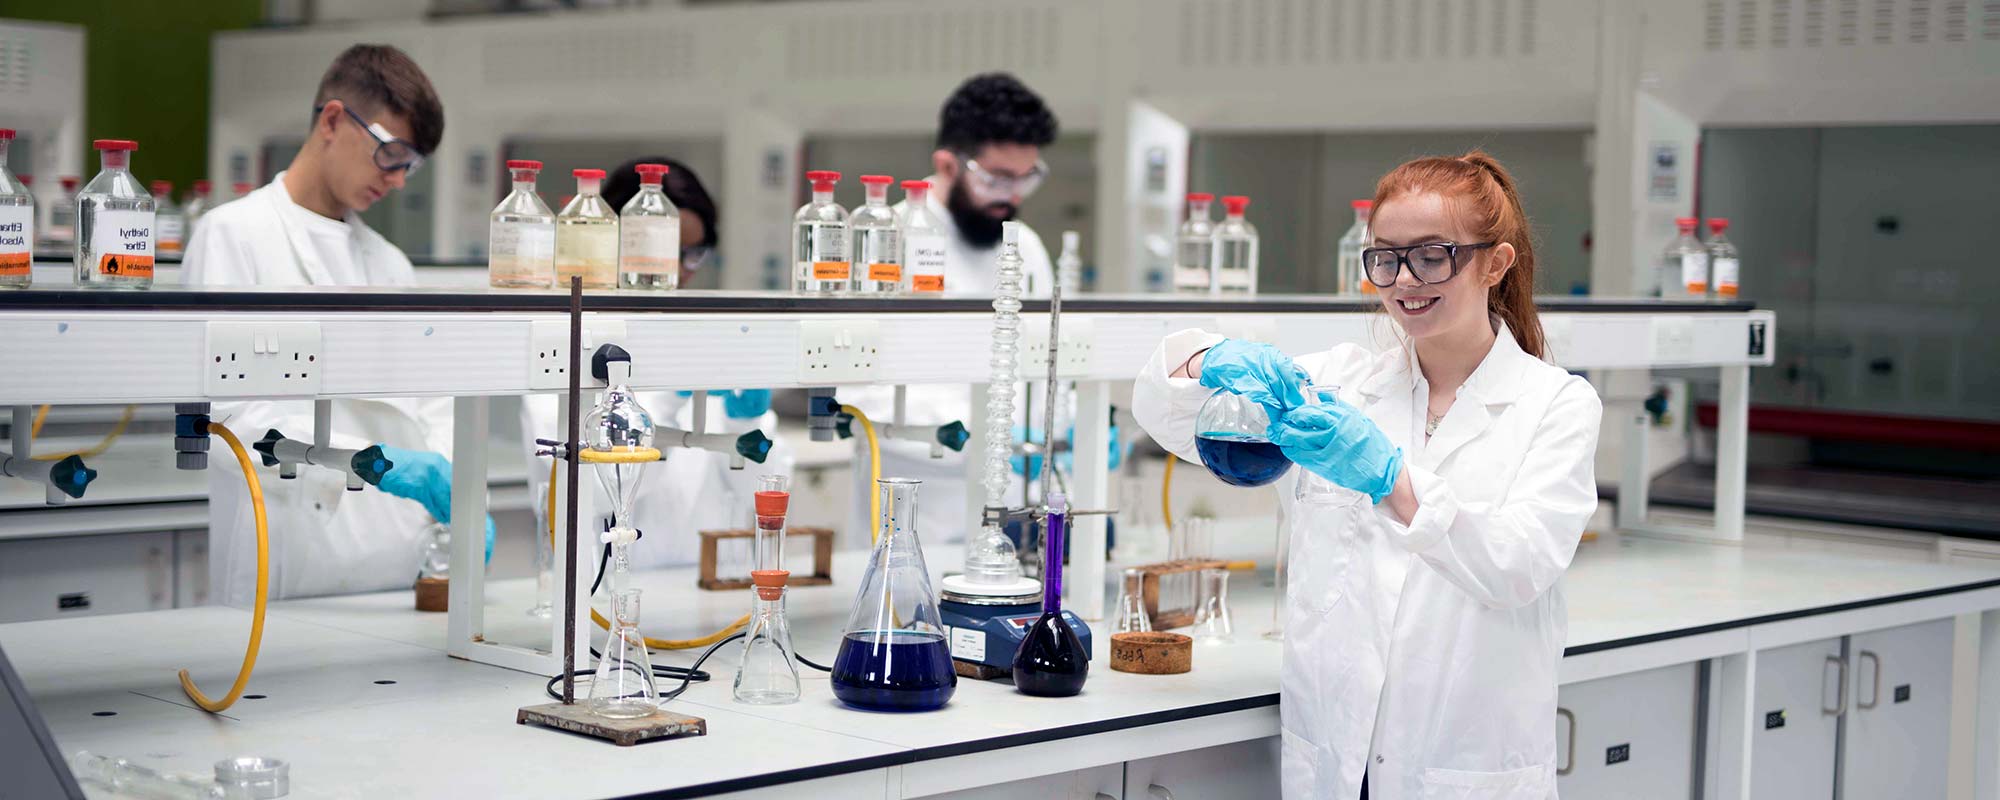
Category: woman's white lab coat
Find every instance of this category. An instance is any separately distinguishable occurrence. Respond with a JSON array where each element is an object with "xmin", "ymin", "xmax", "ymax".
[
  {"xmin": 184, "ymin": 175, "xmax": 450, "ymax": 605},
  {"xmin": 1132, "ymin": 322, "xmax": 1601, "ymax": 800}
]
